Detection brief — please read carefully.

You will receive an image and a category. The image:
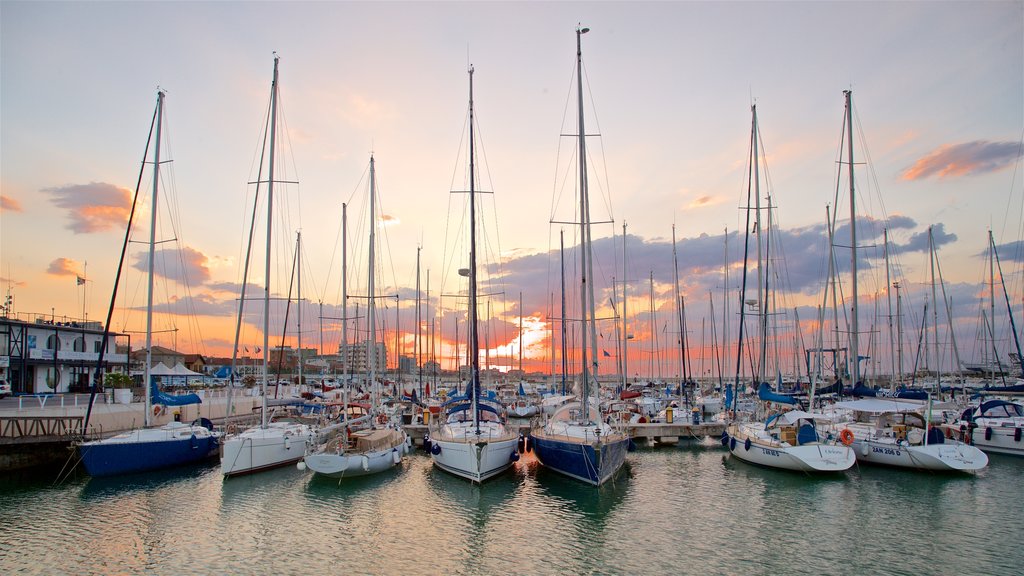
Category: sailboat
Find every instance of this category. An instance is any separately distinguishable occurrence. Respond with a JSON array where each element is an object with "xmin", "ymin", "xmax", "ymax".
[
  {"xmin": 724, "ymin": 103, "xmax": 855, "ymax": 473},
  {"xmin": 427, "ymin": 66, "xmax": 520, "ymax": 483},
  {"xmin": 301, "ymin": 155, "xmax": 411, "ymax": 479},
  {"xmin": 78, "ymin": 91, "xmax": 220, "ymax": 477},
  {"xmin": 828, "ymin": 90, "xmax": 986, "ymax": 472},
  {"xmin": 221, "ymin": 56, "xmax": 314, "ymax": 477},
  {"xmin": 529, "ymin": 27, "xmax": 630, "ymax": 486}
]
